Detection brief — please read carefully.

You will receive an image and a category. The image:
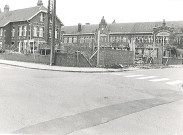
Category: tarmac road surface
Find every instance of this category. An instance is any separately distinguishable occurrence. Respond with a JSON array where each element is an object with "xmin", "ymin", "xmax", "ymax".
[{"xmin": 0, "ymin": 64, "xmax": 182, "ymax": 134}]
